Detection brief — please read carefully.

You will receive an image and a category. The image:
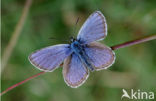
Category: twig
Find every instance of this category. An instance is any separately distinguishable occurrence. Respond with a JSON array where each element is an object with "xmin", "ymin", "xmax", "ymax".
[
  {"xmin": 0, "ymin": 71, "xmax": 45, "ymax": 96},
  {"xmin": 111, "ymin": 34, "xmax": 156, "ymax": 50},
  {"xmin": 1, "ymin": 0, "xmax": 33, "ymax": 72},
  {"xmin": 1, "ymin": 34, "xmax": 156, "ymax": 96}
]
